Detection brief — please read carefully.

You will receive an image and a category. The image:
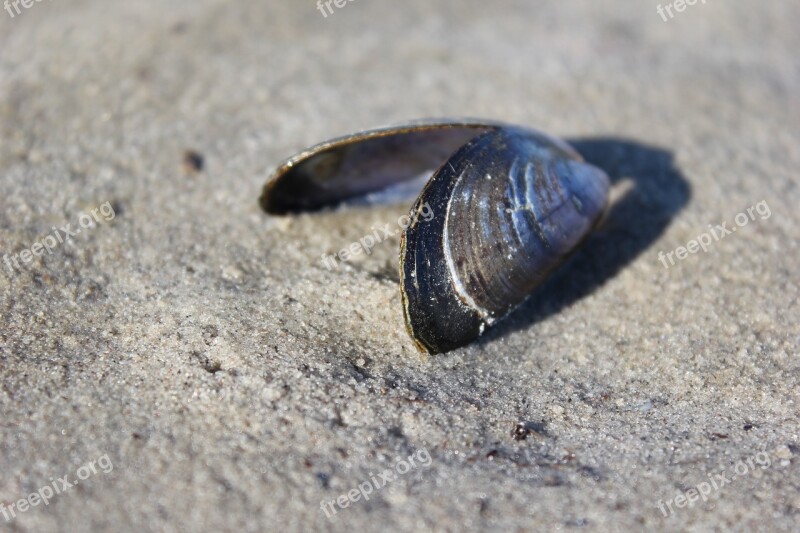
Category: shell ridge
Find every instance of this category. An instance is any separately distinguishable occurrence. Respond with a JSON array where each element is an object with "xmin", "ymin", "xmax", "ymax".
[
  {"xmin": 521, "ymin": 161, "xmax": 553, "ymax": 250},
  {"xmin": 443, "ymin": 169, "xmax": 492, "ymax": 322}
]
